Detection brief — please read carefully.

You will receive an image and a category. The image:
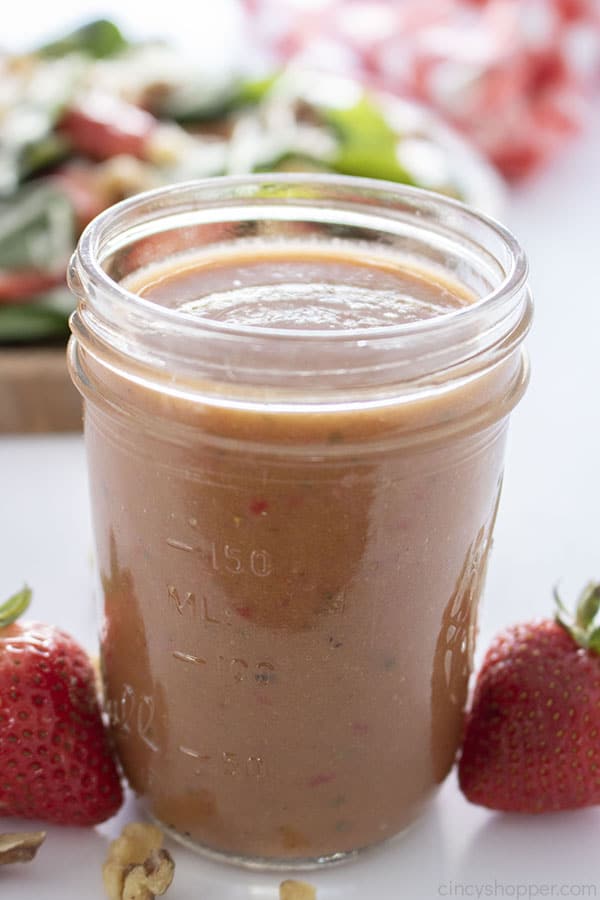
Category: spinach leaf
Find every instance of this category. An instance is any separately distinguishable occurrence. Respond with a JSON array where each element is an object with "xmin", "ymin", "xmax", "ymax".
[
  {"xmin": 323, "ymin": 95, "xmax": 415, "ymax": 184},
  {"xmin": 19, "ymin": 134, "xmax": 70, "ymax": 182},
  {"xmin": 0, "ymin": 184, "xmax": 74, "ymax": 271},
  {"xmin": 38, "ymin": 19, "xmax": 128, "ymax": 60},
  {"xmin": 0, "ymin": 298, "xmax": 71, "ymax": 343}
]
